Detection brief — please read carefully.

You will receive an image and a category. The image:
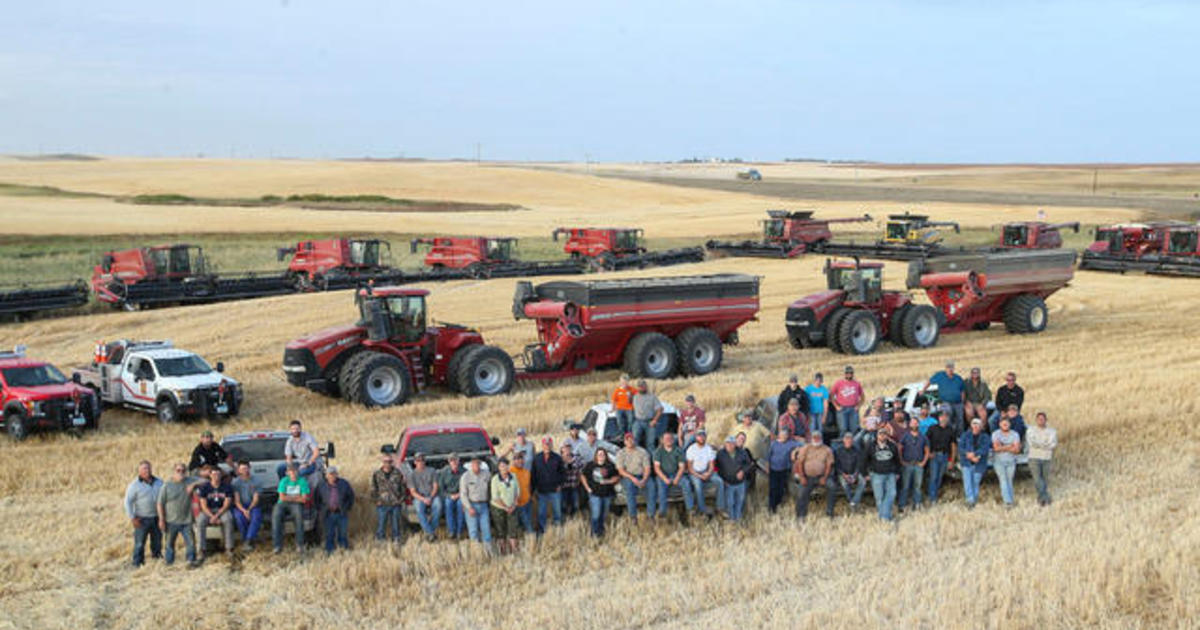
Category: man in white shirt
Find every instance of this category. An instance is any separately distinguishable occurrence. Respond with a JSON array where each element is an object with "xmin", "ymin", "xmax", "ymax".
[
  {"xmin": 276, "ymin": 419, "xmax": 321, "ymax": 480},
  {"xmin": 685, "ymin": 430, "xmax": 721, "ymax": 519},
  {"xmin": 1026, "ymin": 411, "xmax": 1059, "ymax": 506}
]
